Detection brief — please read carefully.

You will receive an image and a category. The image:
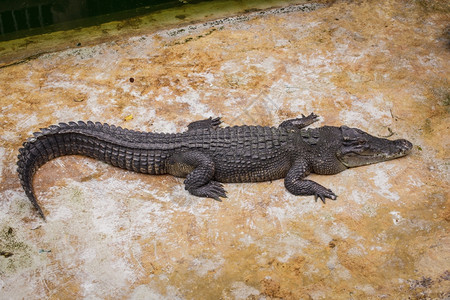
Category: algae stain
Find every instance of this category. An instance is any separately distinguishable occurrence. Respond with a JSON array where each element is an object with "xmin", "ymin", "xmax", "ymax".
[
  {"xmin": 414, "ymin": 0, "xmax": 450, "ymax": 13},
  {"xmin": 442, "ymin": 91, "xmax": 450, "ymax": 113},
  {"xmin": 0, "ymin": 226, "xmax": 33, "ymax": 274},
  {"xmin": 72, "ymin": 190, "xmax": 83, "ymax": 204},
  {"xmin": 444, "ymin": 93, "xmax": 450, "ymax": 107},
  {"xmin": 116, "ymin": 17, "xmax": 143, "ymax": 30},
  {"xmin": 422, "ymin": 118, "xmax": 433, "ymax": 134},
  {"xmin": 171, "ymin": 27, "xmax": 220, "ymax": 46},
  {"xmin": 65, "ymin": 186, "xmax": 84, "ymax": 204}
]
